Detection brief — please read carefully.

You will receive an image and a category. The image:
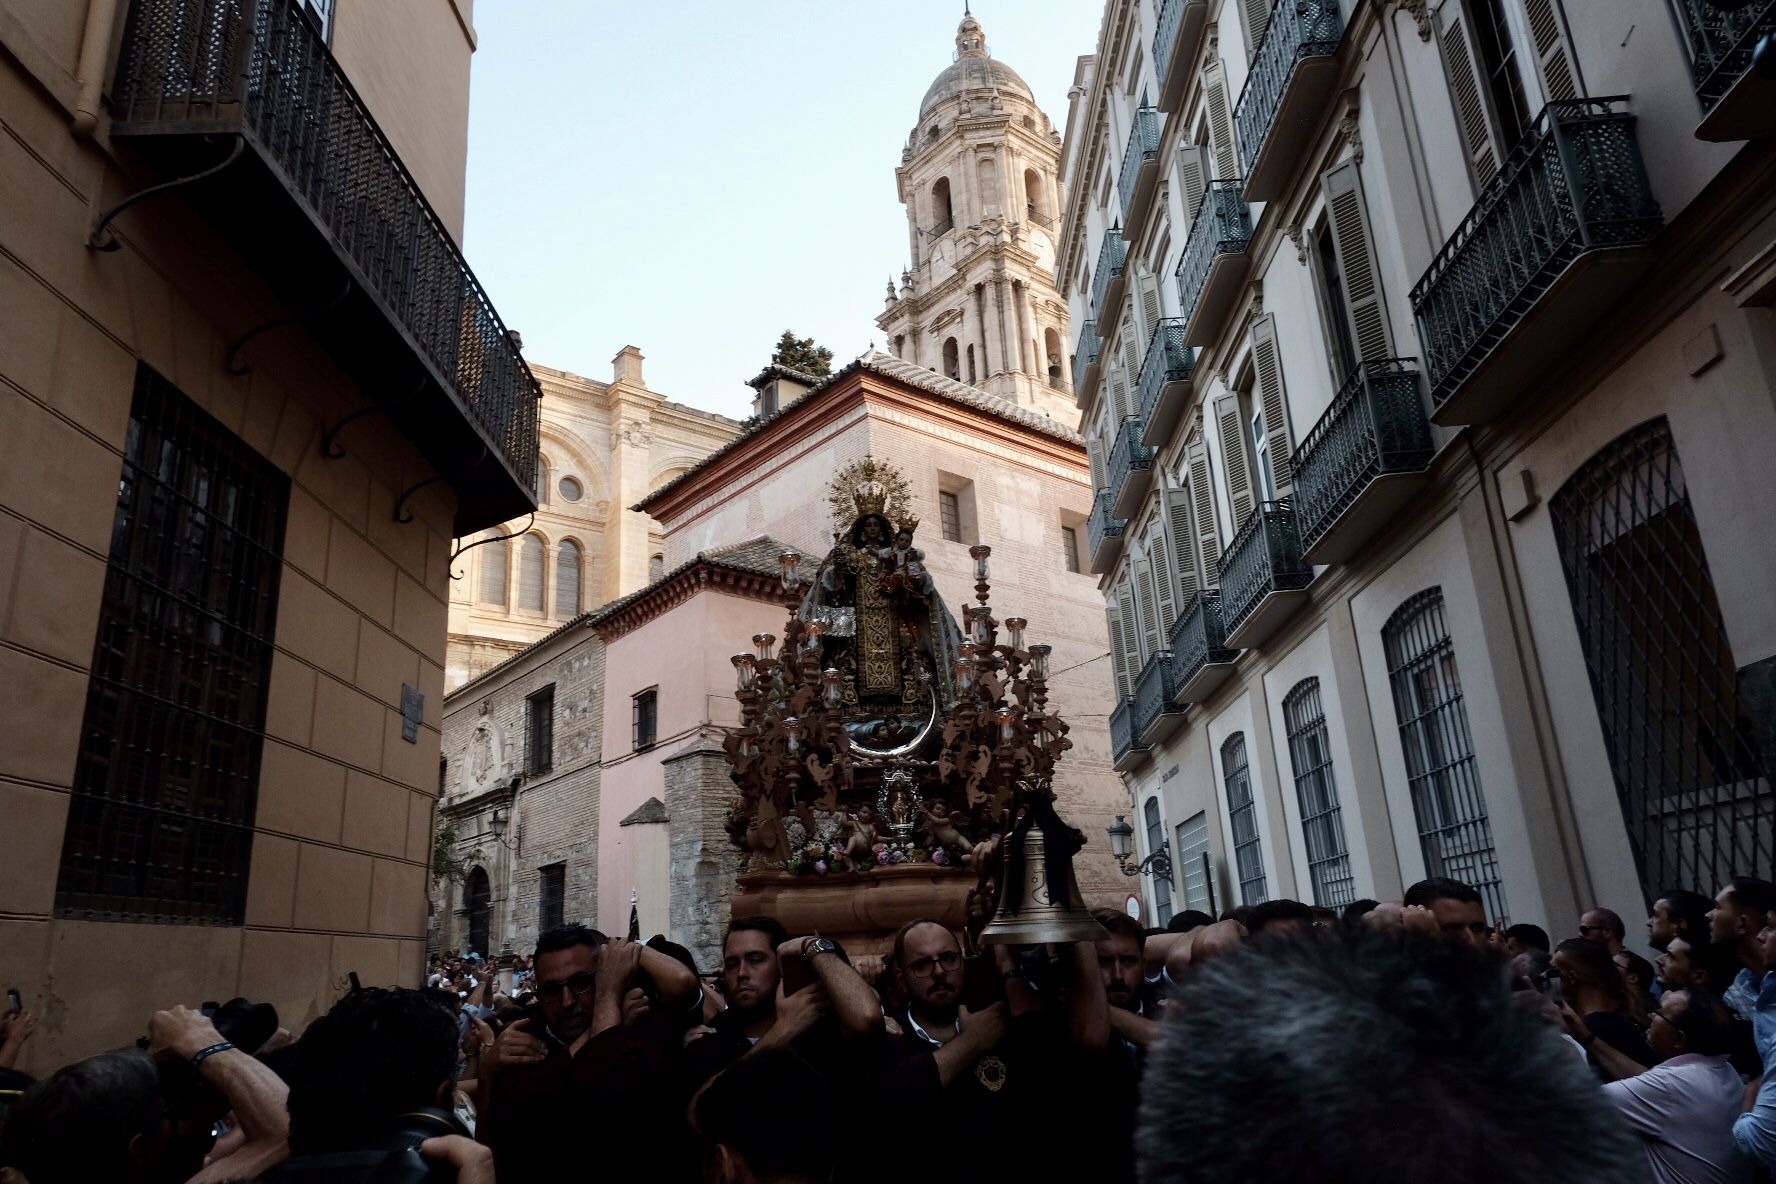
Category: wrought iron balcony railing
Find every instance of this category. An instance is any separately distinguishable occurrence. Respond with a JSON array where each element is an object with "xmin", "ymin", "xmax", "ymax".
[
  {"xmin": 1218, "ymin": 500, "xmax": 1313, "ymax": 646},
  {"xmin": 1110, "ymin": 697, "xmax": 1150, "ymax": 765},
  {"xmin": 1138, "ymin": 318, "xmax": 1195, "ymax": 445},
  {"xmin": 1134, "ymin": 652, "xmax": 1182, "ymax": 740},
  {"xmin": 1292, "ymin": 359, "xmax": 1434, "ymax": 560},
  {"xmin": 1233, "ymin": 0, "xmax": 1344, "ymax": 201},
  {"xmin": 1118, "ymin": 107, "xmax": 1162, "ymax": 225},
  {"xmin": 1409, "ymin": 98, "xmax": 1661, "ymax": 420},
  {"xmin": 1073, "ymin": 319, "xmax": 1101, "ymax": 399},
  {"xmin": 1175, "ymin": 181, "xmax": 1253, "ymax": 346},
  {"xmin": 1672, "ymin": 0, "xmax": 1776, "ymax": 137},
  {"xmin": 1107, "ymin": 415, "xmax": 1156, "ymax": 516},
  {"xmin": 109, "ymin": 0, "xmax": 540, "ymax": 533},
  {"xmin": 1088, "ymin": 487, "xmax": 1128, "ymax": 567},
  {"xmin": 1167, "ymin": 590, "xmax": 1239, "ymax": 704},
  {"xmin": 1154, "ymin": 0, "xmax": 1188, "ymax": 87},
  {"xmin": 1155, "ymin": 0, "xmax": 1210, "ymax": 113},
  {"xmin": 1090, "ymin": 228, "xmax": 1129, "ymax": 325}
]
